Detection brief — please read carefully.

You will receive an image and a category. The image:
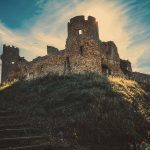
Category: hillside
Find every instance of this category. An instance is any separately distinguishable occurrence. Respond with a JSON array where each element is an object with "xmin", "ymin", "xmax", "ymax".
[{"xmin": 0, "ymin": 73, "xmax": 150, "ymax": 150}]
